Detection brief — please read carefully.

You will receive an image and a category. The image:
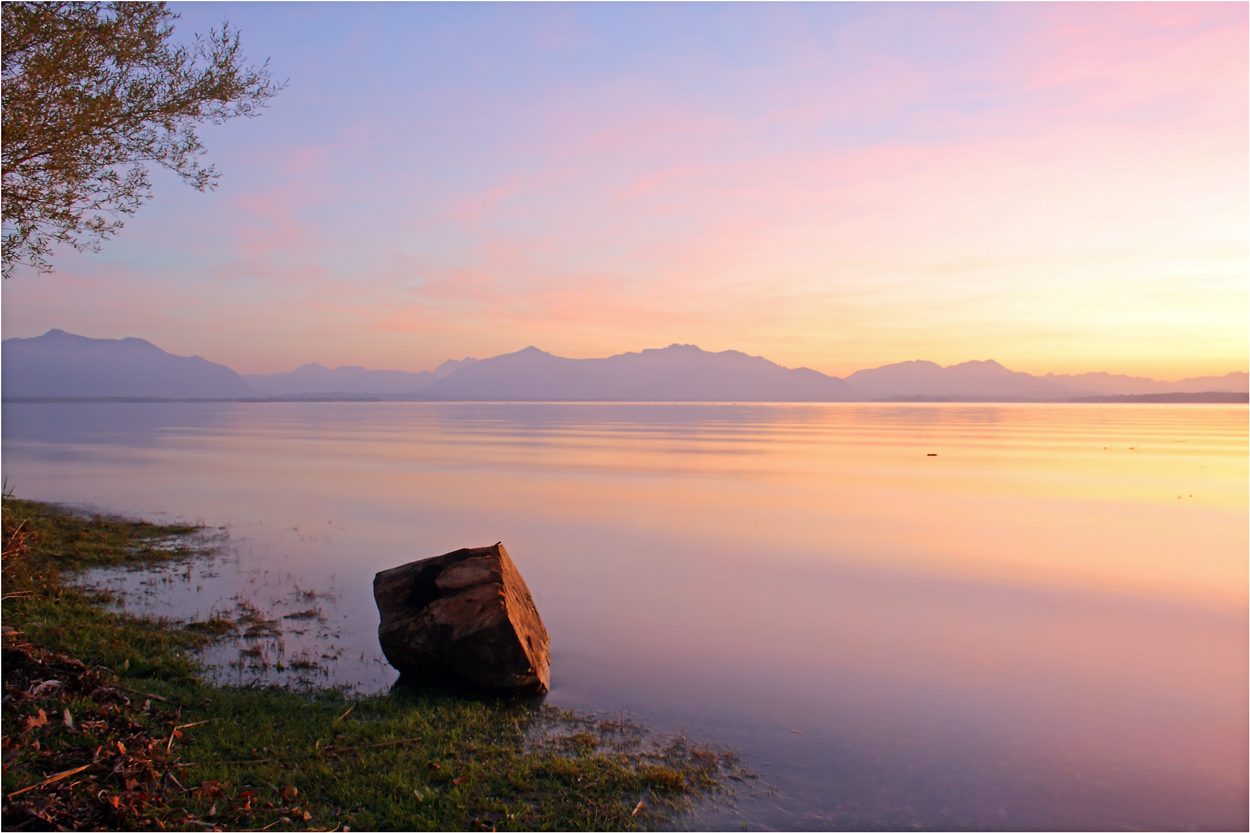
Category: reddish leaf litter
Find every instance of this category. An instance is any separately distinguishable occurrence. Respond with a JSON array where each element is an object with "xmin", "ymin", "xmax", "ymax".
[{"xmin": 2, "ymin": 634, "xmax": 187, "ymax": 830}]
